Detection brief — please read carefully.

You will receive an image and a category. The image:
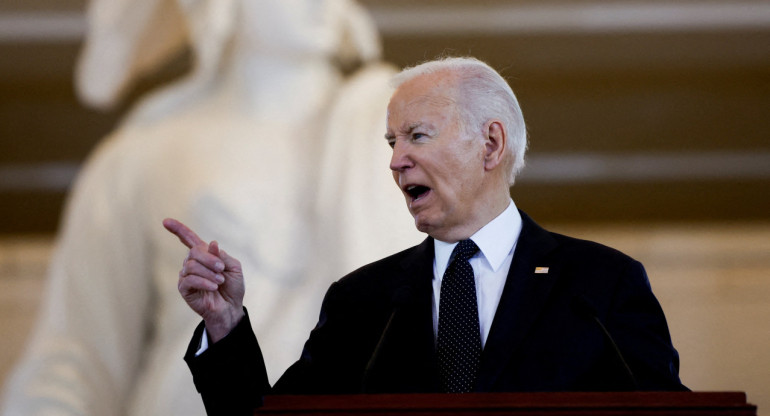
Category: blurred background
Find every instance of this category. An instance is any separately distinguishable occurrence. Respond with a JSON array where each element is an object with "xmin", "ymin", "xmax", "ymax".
[{"xmin": 1, "ymin": 0, "xmax": 768, "ymax": 413}]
